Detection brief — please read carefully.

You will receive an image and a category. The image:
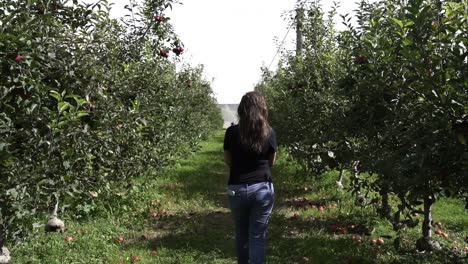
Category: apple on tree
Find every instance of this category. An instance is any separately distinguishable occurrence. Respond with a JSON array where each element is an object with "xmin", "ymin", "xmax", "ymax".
[
  {"xmin": 159, "ymin": 50, "xmax": 169, "ymax": 58},
  {"xmin": 15, "ymin": 53, "xmax": 22, "ymax": 62}
]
